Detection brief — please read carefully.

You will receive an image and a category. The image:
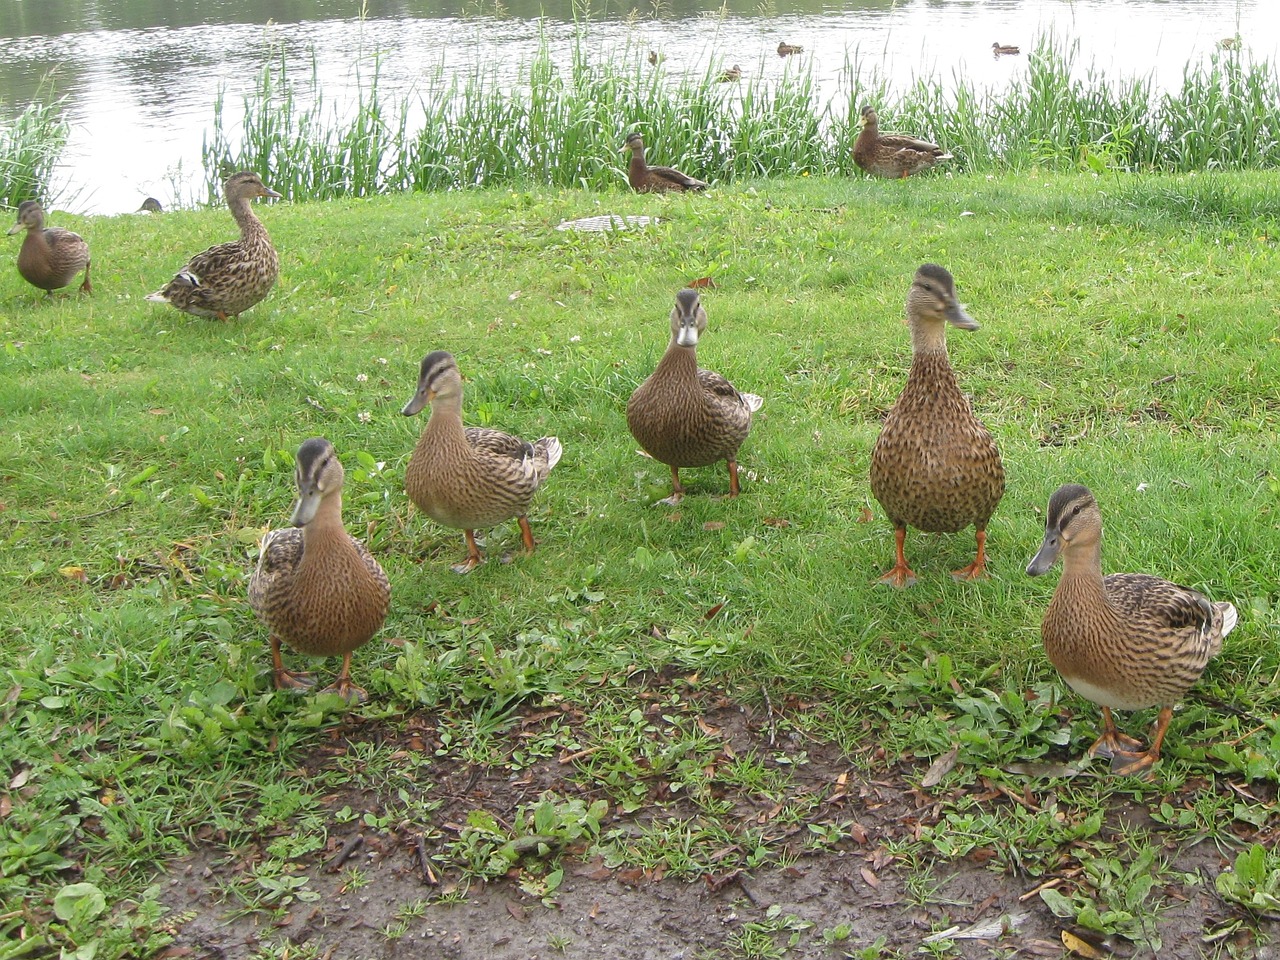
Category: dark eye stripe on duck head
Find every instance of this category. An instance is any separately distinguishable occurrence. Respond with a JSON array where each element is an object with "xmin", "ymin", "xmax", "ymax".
[
  {"xmin": 672, "ymin": 288, "xmax": 706, "ymax": 347},
  {"xmin": 290, "ymin": 437, "xmax": 341, "ymax": 527},
  {"xmin": 402, "ymin": 350, "xmax": 460, "ymax": 416},
  {"xmin": 1026, "ymin": 483, "xmax": 1096, "ymax": 576},
  {"xmin": 913, "ymin": 263, "xmax": 978, "ymax": 330}
]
